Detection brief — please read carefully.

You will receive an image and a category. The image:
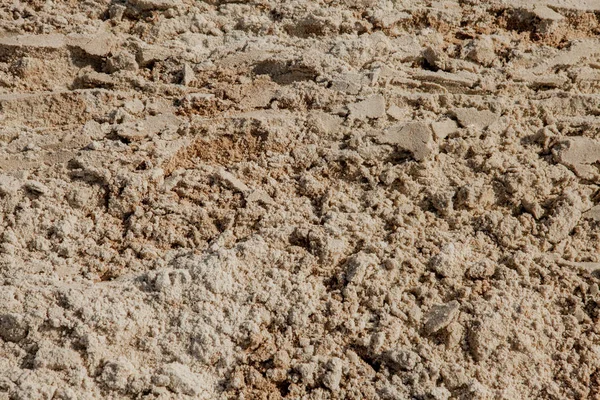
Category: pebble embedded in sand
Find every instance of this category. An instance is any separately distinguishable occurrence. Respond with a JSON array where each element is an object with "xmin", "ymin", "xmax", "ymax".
[
  {"xmin": 424, "ymin": 301, "xmax": 460, "ymax": 335},
  {"xmin": 453, "ymin": 108, "xmax": 498, "ymax": 130},
  {"xmin": 215, "ymin": 169, "xmax": 251, "ymax": 194},
  {"xmin": 330, "ymin": 73, "xmax": 362, "ymax": 94},
  {"xmin": 135, "ymin": 45, "xmax": 172, "ymax": 67},
  {"xmin": 379, "ymin": 121, "xmax": 436, "ymax": 161},
  {"xmin": 532, "ymin": 4, "xmax": 565, "ymax": 22},
  {"xmin": 383, "ymin": 349, "xmax": 421, "ymax": 371},
  {"xmin": 347, "ymin": 95, "xmax": 386, "ymax": 120},
  {"xmin": 0, "ymin": 314, "xmax": 28, "ymax": 342},
  {"xmin": 553, "ymin": 136, "xmax": 600, "ymax": 180},
  {"xmin": 464, "ymin": 36, "xmax": 496, "ymax": 67},
  {"xmin": 181, "ymin": 63, "xmax": 195, "ymax": 86},
  {"xmin": 24, "ymin": 180, "xmax": 48, "ymax": 196},
  {"xmin": 106, "ymin": 51, "xmax": 138, "ymax": 73},
  {"xmin": 430, "ymin": 119, "xmax": 458, "ymax": 140},
  {"xmin": 67, "ymin": 32, "xmax": 116, "ymax": 57}
]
